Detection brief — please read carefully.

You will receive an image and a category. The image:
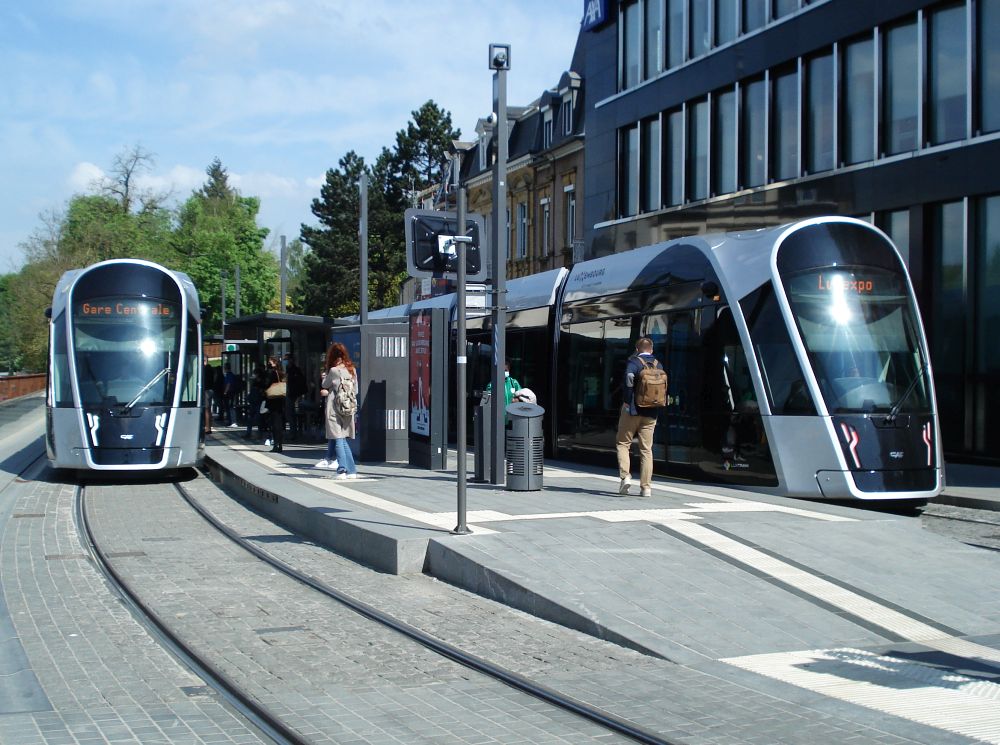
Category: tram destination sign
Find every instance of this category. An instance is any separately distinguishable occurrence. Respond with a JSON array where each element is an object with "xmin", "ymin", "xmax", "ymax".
[
  {"xmin": 75, "ymin": 299, "xmax": 176, "ymax": 318},
  {"xmin": 404, "ymin": 208, "xmax": 488, "ymax": 281}
]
